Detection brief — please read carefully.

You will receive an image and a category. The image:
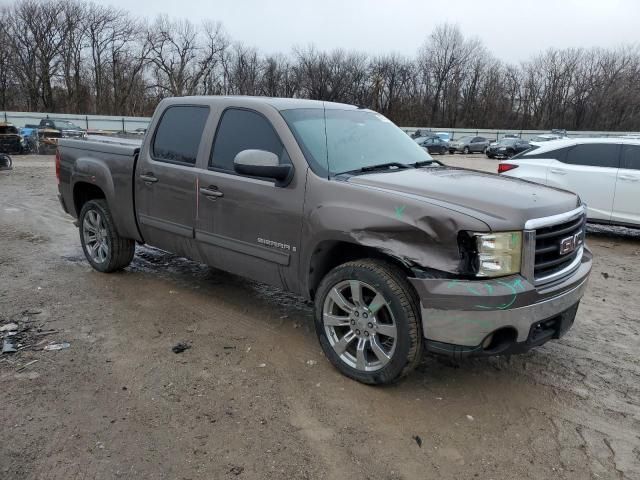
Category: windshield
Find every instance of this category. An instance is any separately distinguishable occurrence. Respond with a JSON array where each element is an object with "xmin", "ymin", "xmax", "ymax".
[
  {"xmin": 499, "ymin": 138, "xmax": 518, "ymax": 145},
  {"xmin": 281, "ymin": 108, "xmax": 433, "ymax": 175},
  {"xmin": 0, "ymin": 125, "xmax": 19, "ymax": 135},
  {"xmin": 54, "ymin": 120, "xmax": 80, "ymax": 129}
]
